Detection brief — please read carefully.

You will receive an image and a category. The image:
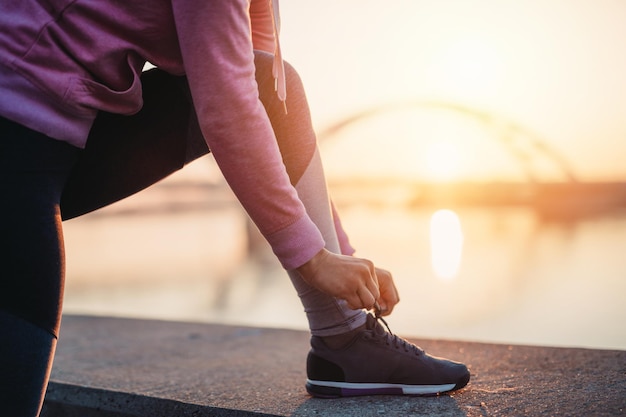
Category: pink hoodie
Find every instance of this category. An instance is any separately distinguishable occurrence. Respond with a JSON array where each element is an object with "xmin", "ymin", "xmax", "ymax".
[{"xmin": 0, "ymin": 0, "xmax": 341, "ymax": 270}]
